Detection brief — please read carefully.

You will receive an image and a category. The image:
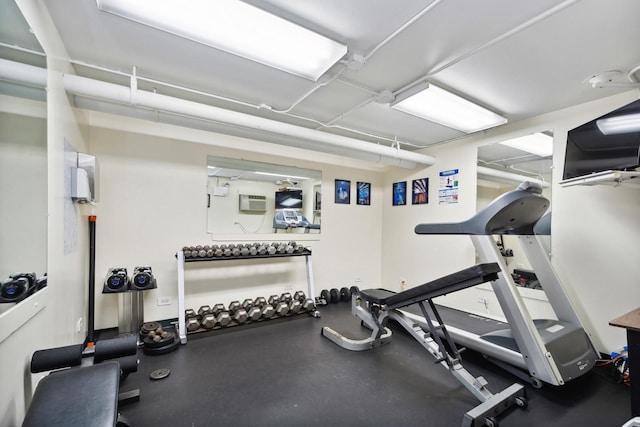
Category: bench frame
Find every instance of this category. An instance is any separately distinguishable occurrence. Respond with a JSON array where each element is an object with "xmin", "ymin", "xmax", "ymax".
[{"xmin": 322, "ymin": 263, "xmax": 526, "ymax": 427}]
